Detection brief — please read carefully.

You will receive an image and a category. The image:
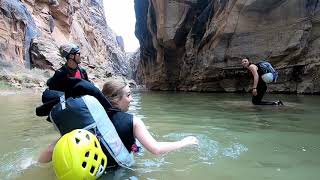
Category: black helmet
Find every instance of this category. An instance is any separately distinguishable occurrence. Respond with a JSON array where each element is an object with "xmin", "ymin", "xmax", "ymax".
[{"xmin": 59, "ymin": 43, "xmax": 80, "ymax": 58}]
